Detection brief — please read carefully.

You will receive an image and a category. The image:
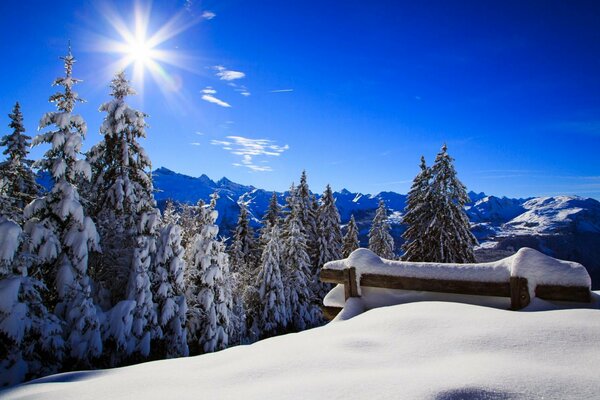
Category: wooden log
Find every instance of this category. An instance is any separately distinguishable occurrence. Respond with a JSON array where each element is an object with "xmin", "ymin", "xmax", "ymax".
[
  {"xmin": 343, "ymin": 267, "xmax": 360, "ymax": 300},
  {"xmin": 536, "ymin": 285, "xmax": 591, "ymax": 303},
  {"xmin": 360, "ymin": 274, "xmax": 511, "ymax": 297},
  {"xmin": 319, "ymin": 268, "xmax": 345, "ymax": 284},
  {"xmin": 510, "ymin": 277, "xmax": 530, "ymax": 310},
  {"xmin": 321, "ymin": 305, "xmax": 343, "ymax": 320}
]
